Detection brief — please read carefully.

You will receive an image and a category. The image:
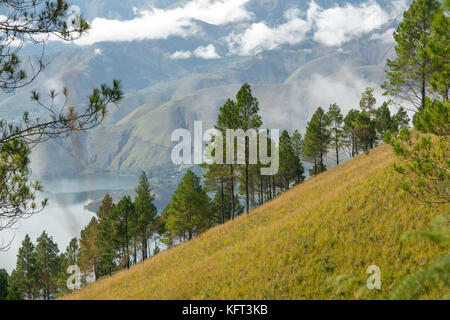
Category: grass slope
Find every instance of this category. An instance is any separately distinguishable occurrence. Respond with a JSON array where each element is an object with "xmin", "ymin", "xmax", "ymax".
[{"xmin": 65, "ymin": 145, "xmax": 449, "ymax": 300}]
